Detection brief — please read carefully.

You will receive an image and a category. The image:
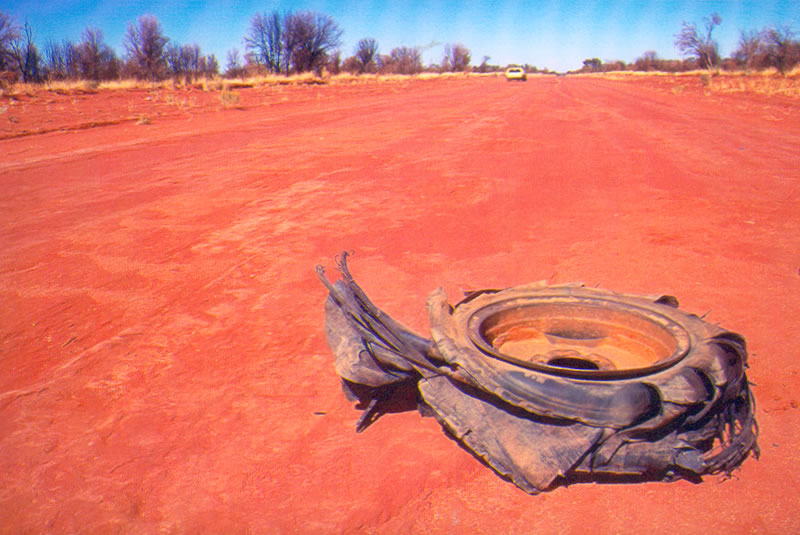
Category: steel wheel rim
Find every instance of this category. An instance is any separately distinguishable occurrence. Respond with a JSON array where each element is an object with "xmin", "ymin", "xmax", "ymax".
[{"xmin": 467, "ymin": 296, "xmax": 691, "ymax": 380}]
